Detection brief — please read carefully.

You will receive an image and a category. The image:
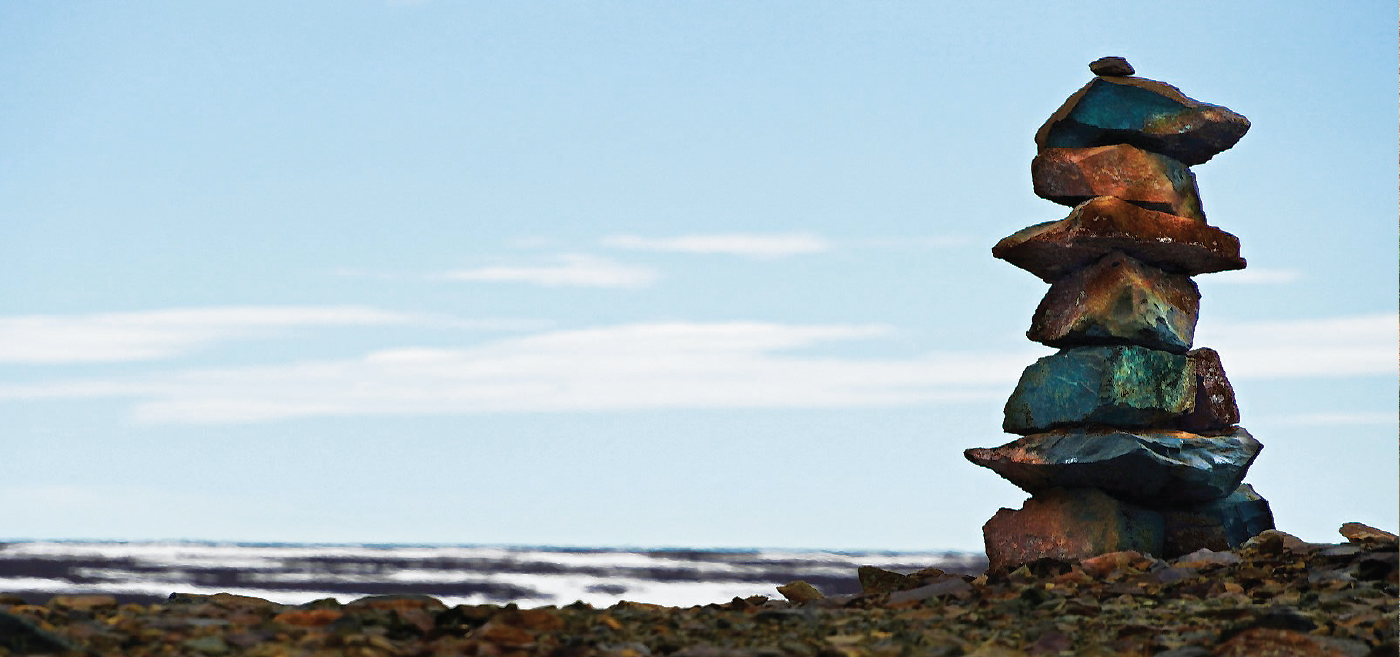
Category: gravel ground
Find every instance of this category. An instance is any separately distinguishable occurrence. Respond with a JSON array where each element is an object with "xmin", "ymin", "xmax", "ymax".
[{"xmin": 0, "ymin": 528, "xmax": 1393, "ymax": 657}]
